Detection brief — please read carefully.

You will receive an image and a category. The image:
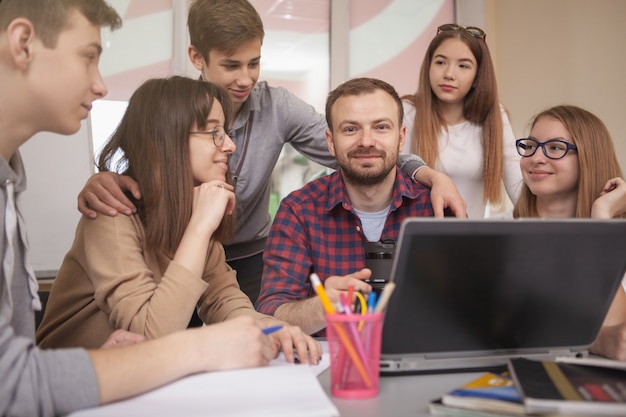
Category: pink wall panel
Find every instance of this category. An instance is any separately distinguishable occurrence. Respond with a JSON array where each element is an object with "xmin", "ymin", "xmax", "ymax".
[
  {"xmin": 102, "ymin": 0, "xmax": 174, "ymax": 101},
  {"xmin": 354, "ymin": 3, "xmax": 455, "ymax": 96},
  {"xmin": 349, "ymin": 0, "xmax": 394, "ymax": 27},
  {"xmin": 124, "ymin": 0, "xmax": 173, "ymax": 20},
  {"xmin": 254, "ymin": 0, "xmax": 329, "ymax": 32},
  {"xmin": 105, "ymin": 62, "xmax": 173, "ymax": 101},
  {"xmin": 102, "ymin": 0, "xmax": 455, "ymax": 102}
]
